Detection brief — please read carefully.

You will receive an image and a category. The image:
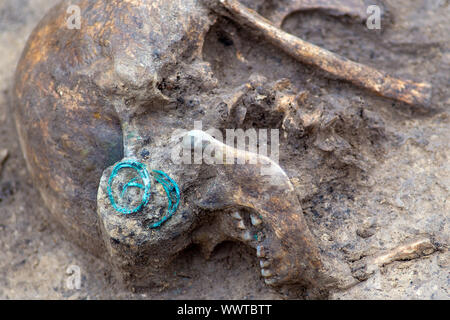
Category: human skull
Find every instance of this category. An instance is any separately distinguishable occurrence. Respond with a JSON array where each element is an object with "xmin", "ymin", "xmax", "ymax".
[{"xmin": 14, "ymin": 0, "xmax": 373, "ymax": 290}]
